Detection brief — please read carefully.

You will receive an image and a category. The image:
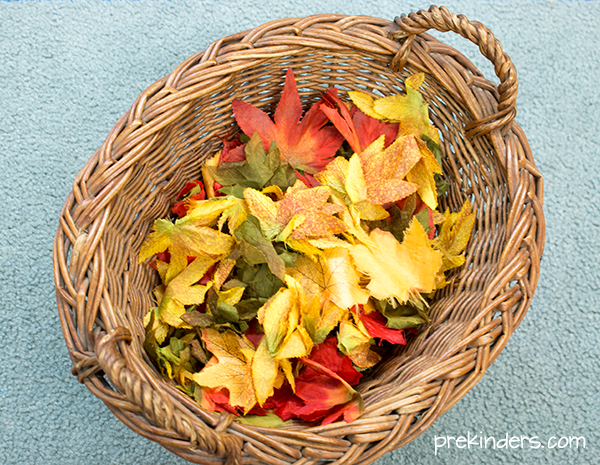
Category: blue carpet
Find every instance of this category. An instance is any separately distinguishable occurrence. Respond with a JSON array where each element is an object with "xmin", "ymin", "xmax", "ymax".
[{"xmin": 0, "ymin": 1, "xmax": 598, "ymax": 464}]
